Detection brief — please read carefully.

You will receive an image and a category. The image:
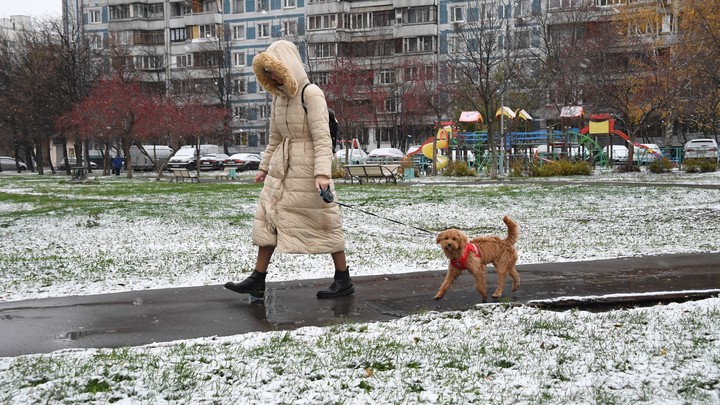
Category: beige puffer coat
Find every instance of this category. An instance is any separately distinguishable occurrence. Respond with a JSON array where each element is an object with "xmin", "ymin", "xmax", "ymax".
[{"xmin": 251, "ymin": 40, "xmax": 345, "ymax": 254}]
